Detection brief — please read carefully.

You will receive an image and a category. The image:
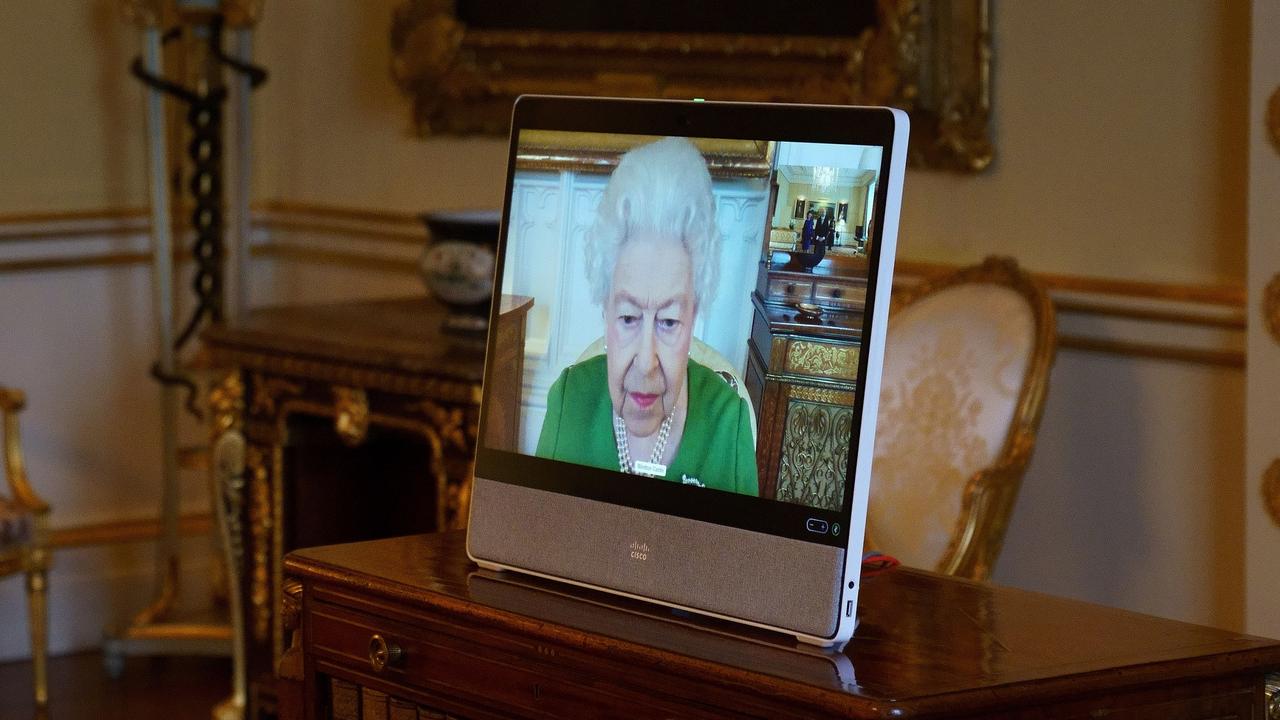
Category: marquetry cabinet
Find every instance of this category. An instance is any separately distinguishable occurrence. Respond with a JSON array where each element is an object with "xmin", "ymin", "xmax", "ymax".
[
  {"xmin": 747, "ymin": 257, "xmax": 868, "ymax": 508},
  {"xmin": 203, "ymin": 295, "xmax": 532, "ymax": 719}
]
